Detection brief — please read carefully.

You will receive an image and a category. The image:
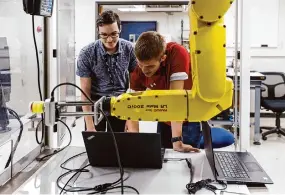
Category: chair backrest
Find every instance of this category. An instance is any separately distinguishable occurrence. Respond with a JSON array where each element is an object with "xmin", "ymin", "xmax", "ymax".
[{"xmin": 261, "ymin": 72, "xmax": 285, "ymax": 100}]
